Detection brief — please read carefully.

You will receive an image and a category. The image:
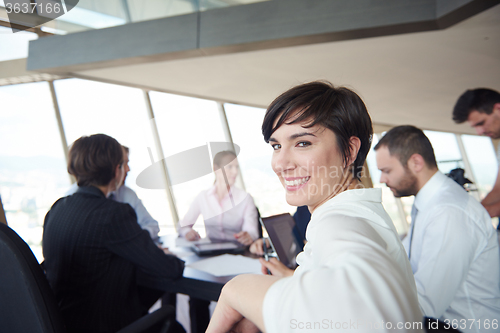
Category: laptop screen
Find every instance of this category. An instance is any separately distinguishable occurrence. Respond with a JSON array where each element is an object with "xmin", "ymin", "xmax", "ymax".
[{"xmin": 261, "ymin": 213, "xmax": 302, "ymax": 268}]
